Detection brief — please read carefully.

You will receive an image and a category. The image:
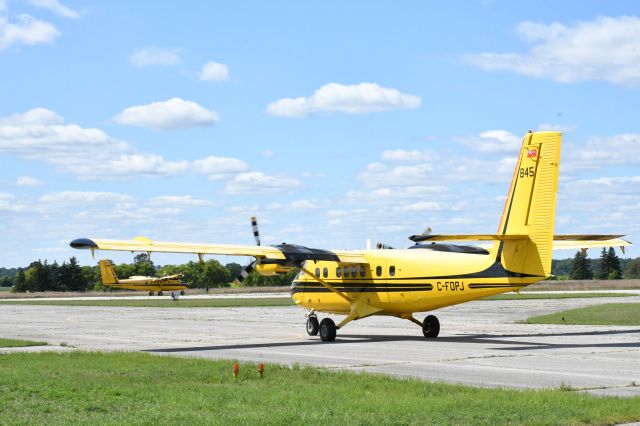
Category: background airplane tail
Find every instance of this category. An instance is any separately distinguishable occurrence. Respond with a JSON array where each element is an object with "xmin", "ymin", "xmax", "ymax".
[
  {"xmin": 98, "ymin": 259, "xmax": 119, "ymax": 285},
  {"xmin": 496, "ymin": 131, "xmax": 561, "ymax": 278}
]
